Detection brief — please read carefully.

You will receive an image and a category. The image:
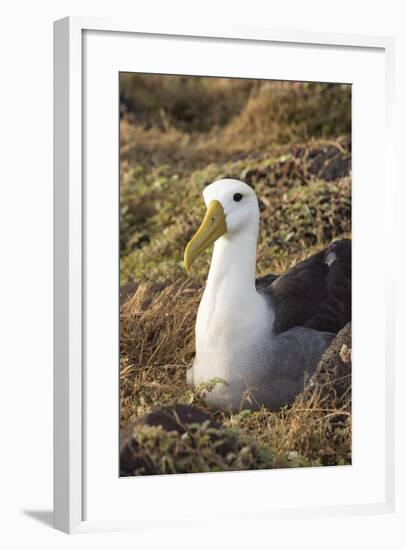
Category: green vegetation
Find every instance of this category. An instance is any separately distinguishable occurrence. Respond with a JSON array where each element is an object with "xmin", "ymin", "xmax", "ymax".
[{"xmin": 120, "ymin": 75, "xmax": 351, "ymax": 472}]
